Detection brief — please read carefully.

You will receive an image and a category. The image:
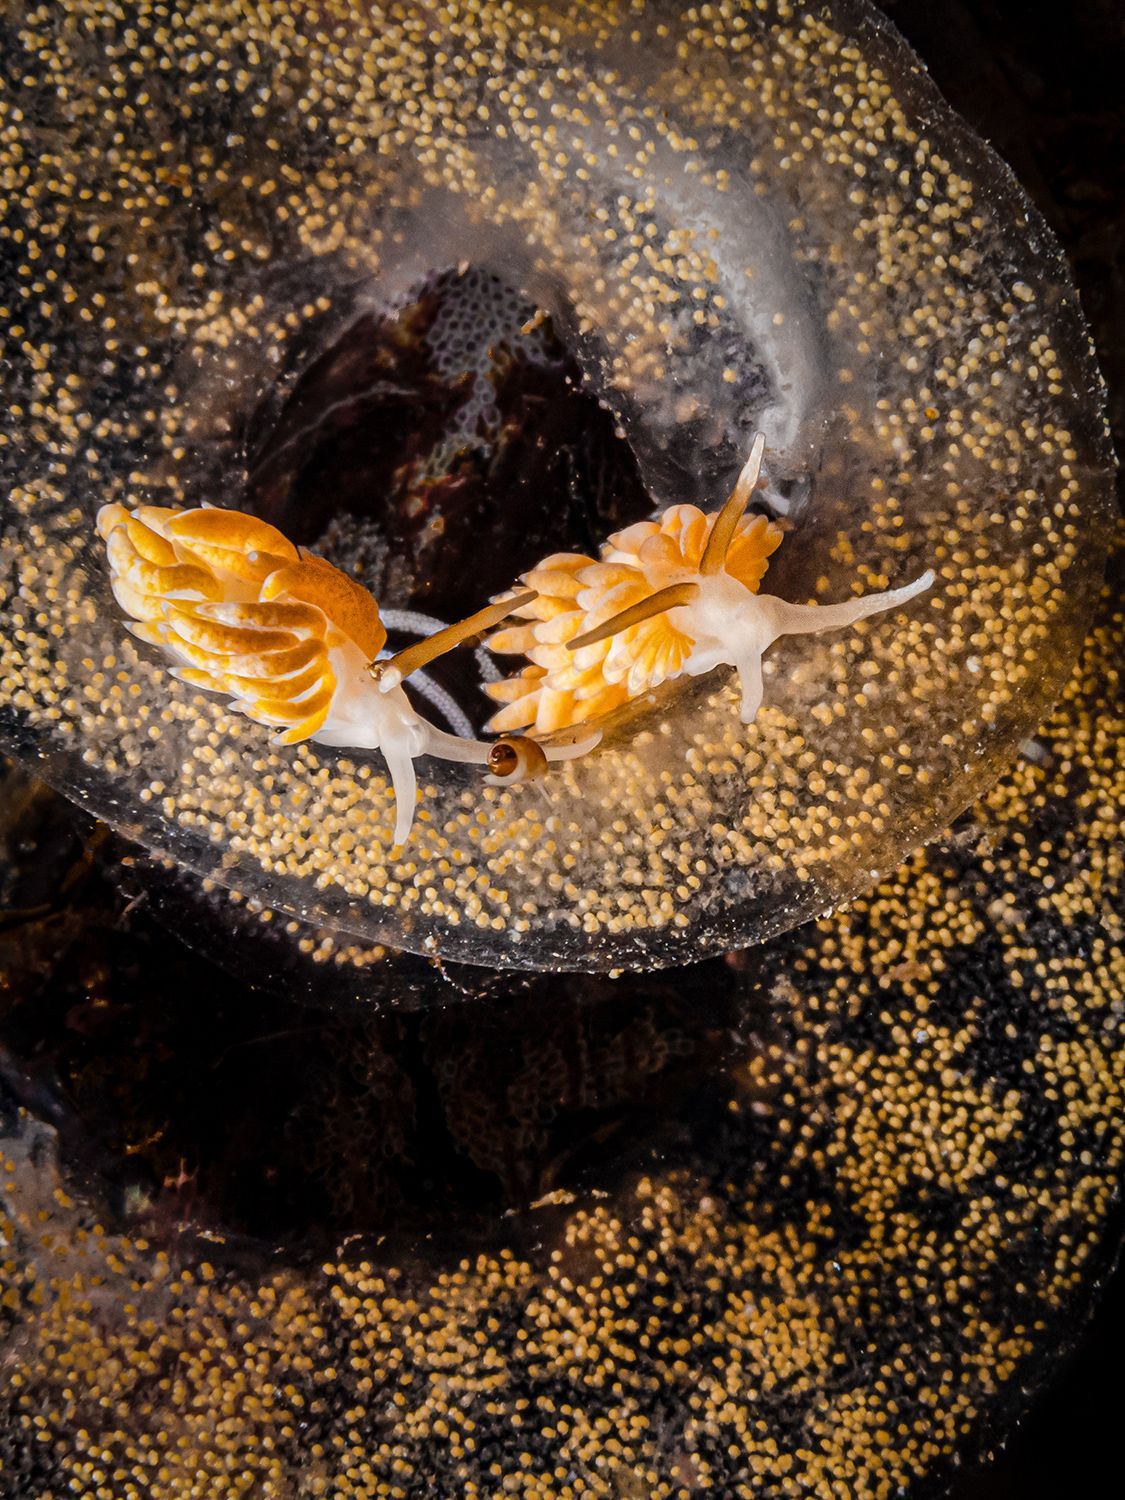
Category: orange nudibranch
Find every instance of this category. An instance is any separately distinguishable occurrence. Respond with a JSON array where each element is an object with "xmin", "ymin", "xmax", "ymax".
[
  {"xmin": 486, "ymin": 435, "xmax": 933, "ymax": 734},
  {"xmin": 98, "ymin": 502, "xmax": 593, "ymax": 845}
]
